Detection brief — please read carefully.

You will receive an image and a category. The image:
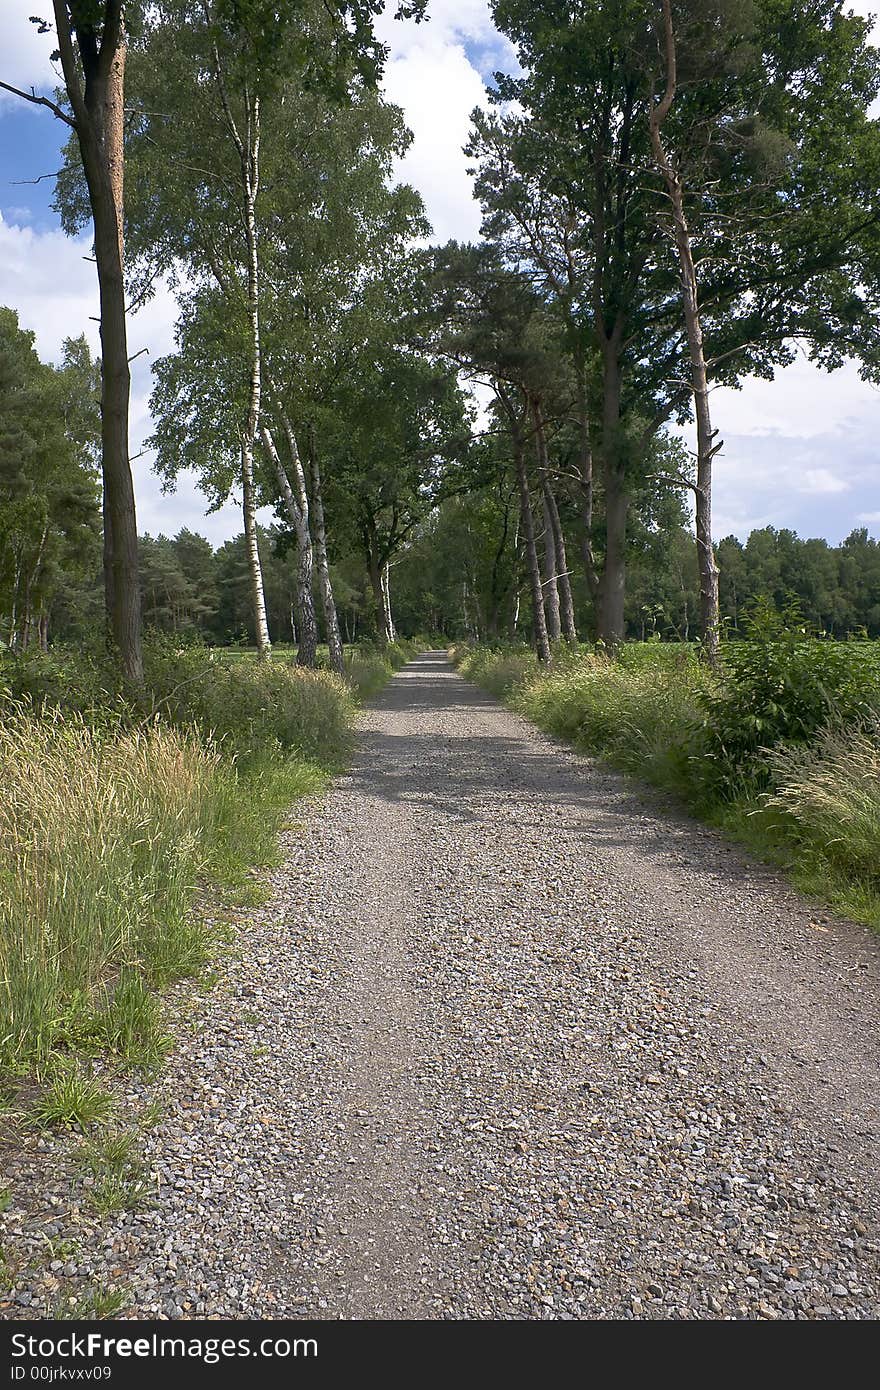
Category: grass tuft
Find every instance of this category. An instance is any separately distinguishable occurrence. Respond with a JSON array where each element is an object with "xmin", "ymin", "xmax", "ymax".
[{"xmin": 32, "ymin": 1063, "xmax": 114, "ymax": 1131}]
